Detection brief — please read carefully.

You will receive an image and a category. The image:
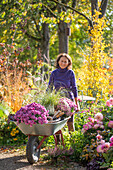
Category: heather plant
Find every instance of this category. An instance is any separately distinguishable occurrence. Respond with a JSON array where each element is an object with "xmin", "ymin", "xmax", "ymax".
[{"xmin": 48, "ymin": 145, "xmax": 74, "ymax": 159}]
